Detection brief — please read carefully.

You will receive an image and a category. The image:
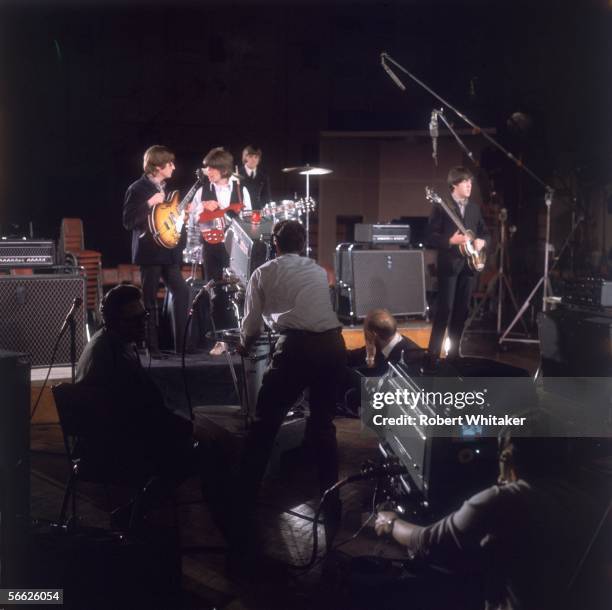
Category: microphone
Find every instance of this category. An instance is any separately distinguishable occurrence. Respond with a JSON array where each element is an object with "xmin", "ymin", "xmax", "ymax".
[
  {"xmin": 380, "ymin": 53, "xmax": 406, "ymax": 91},
  {"xmin": 345, "ymin": 461, "xmax": 408, "ymax": 483},
  {"xmin": 189, "ymin": 280, "xmax": 215, "ymax": 314},
  {"xmin": 59, "ymin": 297, "xmax": 83, "ymax": 334},
  {"xmin": 429, "ymin": 110, "xmax": 439, "ymax": 166}
]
